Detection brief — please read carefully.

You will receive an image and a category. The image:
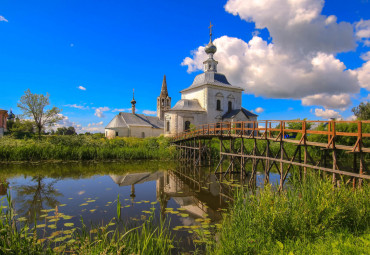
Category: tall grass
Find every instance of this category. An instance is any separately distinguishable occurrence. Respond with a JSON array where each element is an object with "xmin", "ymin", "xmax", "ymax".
[
  {"xmin": 205, "ymin": 174, "xmax": 370, "ymax": 254},
  {"xmin": 0, "ymin": 135, "xmax": 176, "ymax": 161},
  {"xmin": 0, "ymin": 192, "xmax": 174, "ymax": 254}
]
